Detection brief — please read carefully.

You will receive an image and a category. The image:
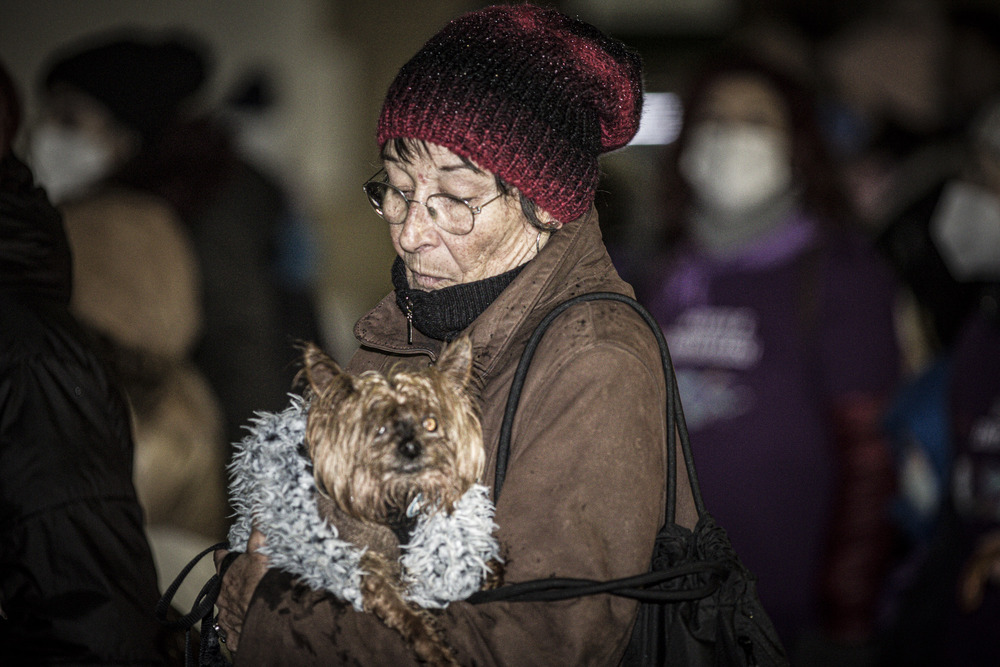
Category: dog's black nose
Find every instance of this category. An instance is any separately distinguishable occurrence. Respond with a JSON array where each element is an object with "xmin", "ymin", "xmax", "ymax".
[{"xmin": 398, "ymin": 438, "xmax": 422, "ymax": 459}]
